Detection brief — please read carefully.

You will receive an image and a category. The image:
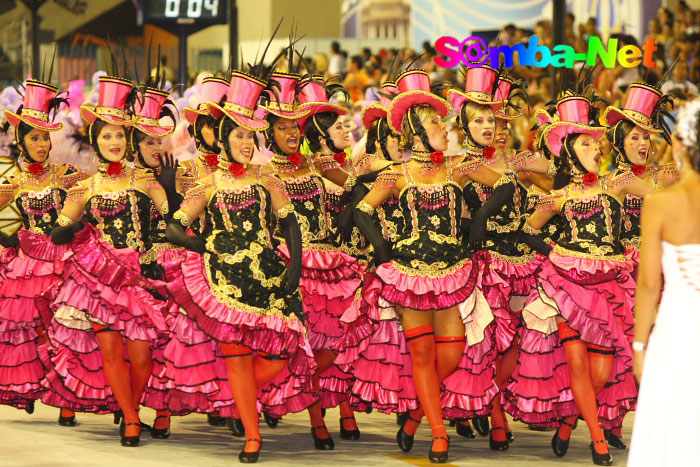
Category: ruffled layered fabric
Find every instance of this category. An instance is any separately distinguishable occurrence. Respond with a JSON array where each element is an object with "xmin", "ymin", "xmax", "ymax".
[
  {"xmin": 335, "ymin": 259, "xmax": 497, "ymax": 416},
  {"xmin": 505, "ymin": 253, "xmax": 637, "ymax": 429},
  {"xmin": 0, "ymin": 230, "xmax": 67, "ymax": 409},
  {"xmin": 39, "ymin": 224, "xmax": 167, "ymax": 412},
  {"xmin": 279, "ymin": 244, "xmax": 364, "ymax": 408},
  {"xmin": 162, "ymin": 248, "xmax": 319, "ymax": 416}
]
